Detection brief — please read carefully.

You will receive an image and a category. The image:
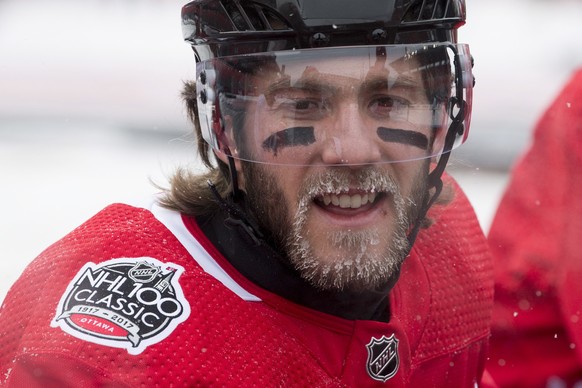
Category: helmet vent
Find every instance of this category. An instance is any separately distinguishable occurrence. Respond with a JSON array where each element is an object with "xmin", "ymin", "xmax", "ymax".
[
  {"xmin": 402, "ymin": 0, "xmax": 455, "ymax": 22},
  {"xmin": 219, "ymin": 0, "xmax": 290, "ymax": 31}
]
